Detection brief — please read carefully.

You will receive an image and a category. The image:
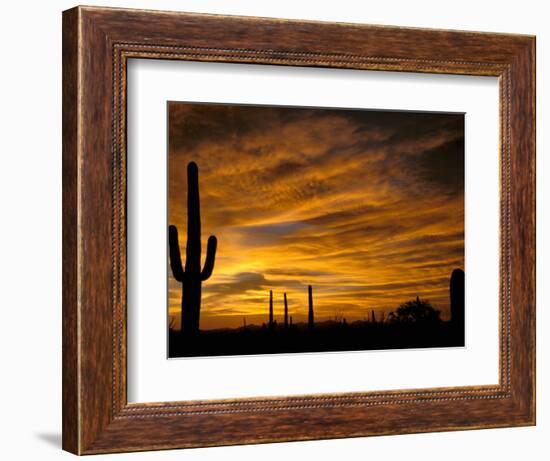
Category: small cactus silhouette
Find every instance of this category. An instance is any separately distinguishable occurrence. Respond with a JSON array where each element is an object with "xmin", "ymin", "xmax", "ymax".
[
  {"xmin": 308, "ymin": 285, "xmax": 314, "ymax": 328},
  {"xmin": 269, "ymin": 290, "xmax": 274, "ymax": 329},
  {"xmin": 169, "ymin": 162, "xmax": 217, "ymax": 334},
  {"xmin": 450, "ymin": 268, "xmax": 465, "ymax": 336},
  {"xmin": 284, "ymin": 292, "xmax": 289, "ymax": 328}
]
